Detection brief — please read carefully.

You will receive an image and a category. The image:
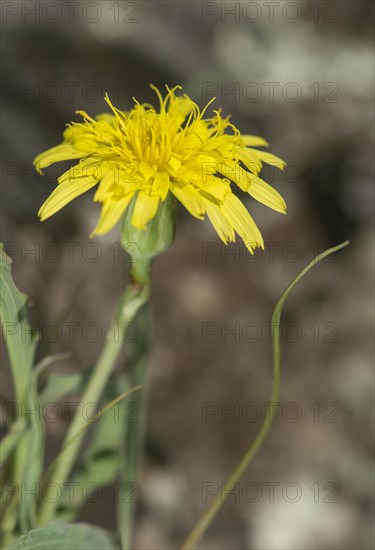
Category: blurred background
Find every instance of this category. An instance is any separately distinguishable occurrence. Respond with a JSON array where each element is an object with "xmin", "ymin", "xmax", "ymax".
[{"xmin": 1, "ymin": 1, "xmax": 374, "ymax": 548}]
